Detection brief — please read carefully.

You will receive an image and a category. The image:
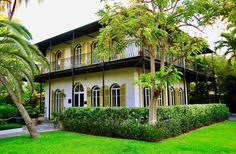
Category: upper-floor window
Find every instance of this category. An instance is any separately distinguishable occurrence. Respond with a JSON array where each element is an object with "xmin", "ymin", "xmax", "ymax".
[
  {"xmin": 170, "ymin": 87, "xmax": 175, "ymax": 105},
  {"xmin": 179, "ymin": 88, "xmax": 184, "ymax": 105},
  {"xmin": 92, "ymin": 86, "xmax": 100, "ymax": 107},
  {"xmin": 91, "ymin": 41, "xmax": 98, "ymax": 64},
  {"xmin": 111, "ymin": 84, "xmax": 120, "ymax": 107},
  {"xmin": 144, "ymin": 87, "xmax": 151, "ymax": 107},
  {"xmin": 74, "ymin": 44, "xmax": 82, "ymax": 67},
  {"xmin": 55, "ymin": 50, "xmax": 62, "ymax": 70}
]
